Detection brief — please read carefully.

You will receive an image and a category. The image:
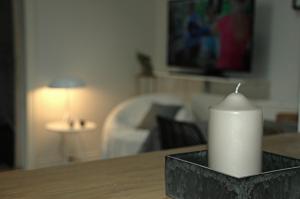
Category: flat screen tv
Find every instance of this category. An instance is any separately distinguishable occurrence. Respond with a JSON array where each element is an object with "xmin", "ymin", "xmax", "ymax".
[{"xmin": 167, "ymin": 0, "xmax": 255, "ymax": 76}]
